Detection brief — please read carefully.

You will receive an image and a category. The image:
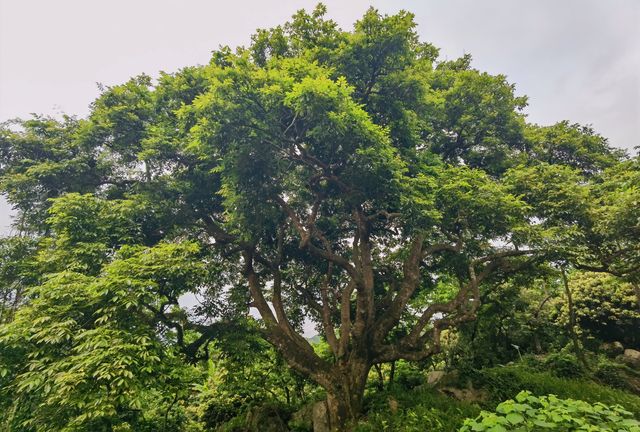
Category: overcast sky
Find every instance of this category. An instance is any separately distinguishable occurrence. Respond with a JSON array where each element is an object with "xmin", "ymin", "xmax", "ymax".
[{"xmin": 1, "ymin": 0, "xmax": 639, "ymax": 233}]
